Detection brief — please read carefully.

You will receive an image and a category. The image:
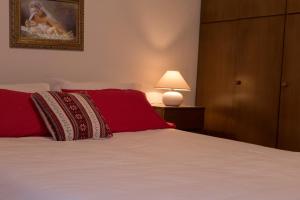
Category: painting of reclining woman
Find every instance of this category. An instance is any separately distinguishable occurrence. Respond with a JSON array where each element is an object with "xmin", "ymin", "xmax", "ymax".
[
  {"xmin": 10, "ymin": 0, "xmax": 84, "ymax": 50},
  {"xmin": 21, "ymin": 0, "xmax": 77, "ymax": 40}
]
